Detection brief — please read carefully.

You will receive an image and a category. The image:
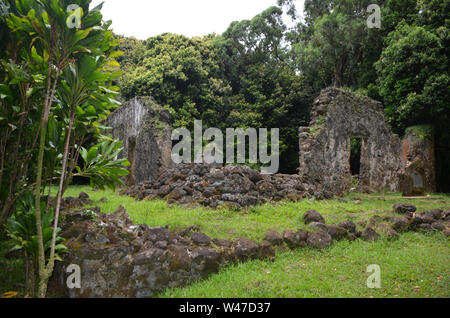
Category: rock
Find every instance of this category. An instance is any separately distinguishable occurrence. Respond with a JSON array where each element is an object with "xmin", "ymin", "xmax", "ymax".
[
  {"xmin": 61, "ymin": 222, "xmax": 89, "ymax": 239},
  {"xmin": 326, "ymin": 225, "xmax": 347, "ymax": 241},
  {"xmin": 147, "ymin": 226, "xmax": 170, "ymax": 243},
  {"xmin": 422, "ymin": 209, "xmax": 442, "ymax": 220},
  {"xmin": 282, "ymin": 230, "xmax": 308, "ymax": 249},
  {"xmin": 381, "ymin": 214, "xmax": 394, "ymax": 222},
  {"xmin": 302, "ymin": 210, "xmax": 325, "ymax": 224},
  {"xmin": 338, "ymin": 220, "xmax": 356, "ymax": 232},
  {"xmin": 323, "ymin": 191, "xmax": 334, "ymax": 199},
  {"xmin": 57, "ymin": 195, "xmax": 92, "ymax": 211},
  {"xmin": 121, "ymin": 163, "xmax": 317, "ymax": 210},
  {"xmin": 167, "ymin": 188, "xmax": 187, "ymax": 201},
  {"xmin": 64, "ymin": 208, "xmax": 99, "ymax": 224},
  {"xmin": 346, "ymin": 232, "xmax": 357, "ymax": 241},
  {"xmin": 134, "ymin": 248, "xmax": 167, "ymax": 265},
  {"xmin": 314, "ymin": 191, "xmax": 324, "ymax": 200},
  {"xmin": 191, "ymin": 232, "xmax": 211, "ymax": 246},
  {"xmin": 154, "ymin": 241, "xmax": 168, "ymax": 249},
  {"xmin": 361, "ymin": 227, "xmax": 381, "ymax": 242},
  {"xmin": 377, "ymin": 223, "xmax": 399, "ymax": 240},
  {"xmin": 258, "ymin": 241, "xmax": 275, "ymax": 260},
  {"xmin": 417, "ymin": 224, "xmax": 432, "ymax": 232},
  {"xmin": 234, "ymin": 238, "xmax": 260, "ymax": 261},
  {"xmin": 357, "ymin": 220, "xmax": 367, "ymax": 228},
  {"xmin": 393, "ymin": 203, "xmax": 417, "ymax": 214},
  {"xmin": 157, "ymin": 185, "xmax": 171, "ymax": 196},
  {"xmin": 431, "ymin": 222, "xmax": 445, "ymax": 231},
  {"xmin": 369, "ymin": 215, "xmax": 382, "ymax": 226},
  {"xmin": 391, "ymin": 217, "xmax": 410, "ymax": 232},
  {"xmin": 78, "ymin": 192, "xmax": 90, "ymax": 201},
  {"xmin": 264, "ymin": 230, "xmax": 283, "ymax": 246},
  {"xmin": 191, "ymin": 248, "xmax": 220, "ymax": 273},
  {"xmin": 179, "ymin": 225, "xmax": 201, "ymax": 237},
  {"xmin": 84, "ymin": 231, "xmax": 110, "ymax": 245},
  {"xmin": 106, "ymin": 205, "xmax": 134, "ymax": 228},
  {"xmin": 167, "ymin": 245, "xmax": 191, "ymax": 271},
  {"xmin": 309, "ymin": 222, "xmax": 328, "ymax": 231},
  {"xmin": 411, "ymin": 214, "xmax": 435, "ymax": 226},
  {"xmin": 306, "ymin": 230, "xmax": 333, "ymax": 249},
  {"xmin": 444, "ymin": 227, "xmax": 450, "ymax": 237},
  {"xmin": 399, "ymin": 173, "xmax": 418, "ymax": 196},
  {"xmin": 442, "ymin": 211, "xmax": 450, "ymax": 221},
  {"xmin": 212, "ymin": 238, "xmax": 233, "ymax": 248}
]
